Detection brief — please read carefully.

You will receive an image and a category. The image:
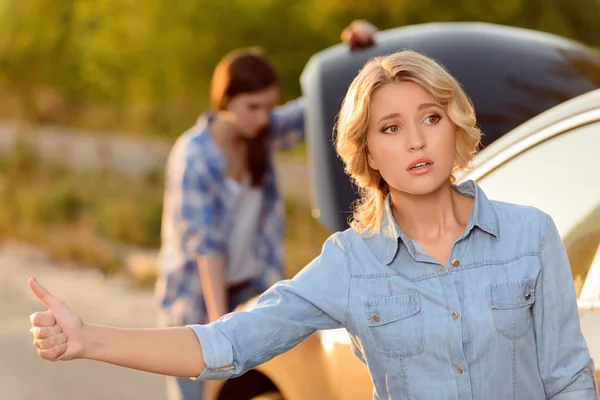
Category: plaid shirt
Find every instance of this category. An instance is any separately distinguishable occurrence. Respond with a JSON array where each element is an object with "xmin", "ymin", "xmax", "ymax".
[{"xmin": 156, "ymin": 99, "xmax": 305, "ymax": 326}]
